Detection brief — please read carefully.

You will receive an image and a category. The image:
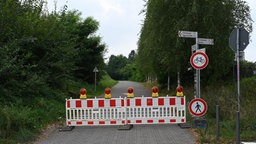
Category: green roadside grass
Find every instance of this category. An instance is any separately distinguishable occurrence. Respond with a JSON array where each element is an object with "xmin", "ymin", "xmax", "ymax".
[
  {"xmin": 142, "ymin": 76, "xmax": 256, "ymax": 143},
  {"xmin": 195, "ymin": 76, "xmax": 256, "ymax": 143},
  {"xmin": 0, "ymin": 74, "xmax": 117, "ymax": 144},
  {"xmin": 66, "ymin": 74, "xmax": 118, "ymax": 98},
  {"xmin": 2, "ymin": 76, "xmax": 254, "ymax": 143}
]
